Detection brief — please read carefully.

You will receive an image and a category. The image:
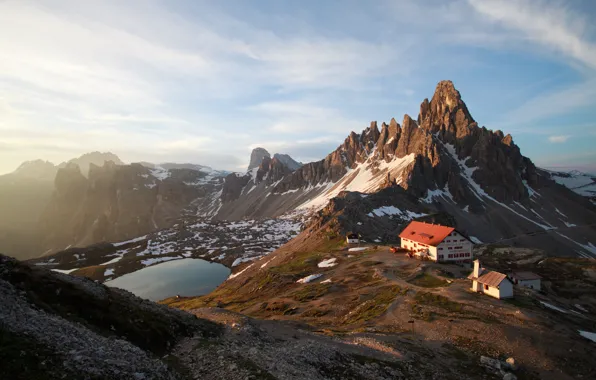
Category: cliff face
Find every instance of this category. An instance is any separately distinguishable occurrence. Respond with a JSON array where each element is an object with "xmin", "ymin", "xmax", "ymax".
[
  {"xmin": 213, "ymin": 81, "xmax": 595, "ymax": 257},
  {"xmin": 265, "ymin": 81, "xmax": 535, "ymax": 204},
  {"xmin": 218, "ymin": 81, "xmax": 538, "ymax": 215},
  {"xmin": 247, "ymin": 147, "xmax": 271, "ymax": 171},
  {"xmin": 39, "ymin": 162, "xmax": 224, "ymax": 254}
]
